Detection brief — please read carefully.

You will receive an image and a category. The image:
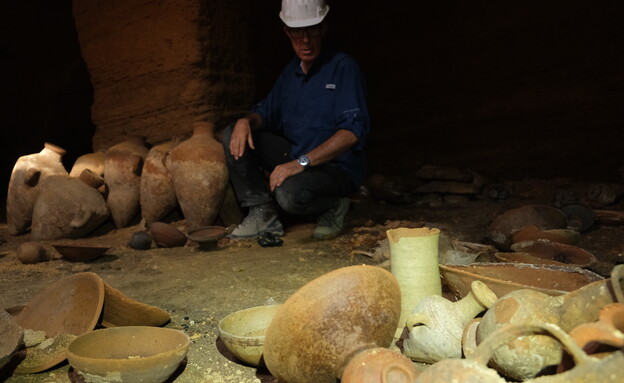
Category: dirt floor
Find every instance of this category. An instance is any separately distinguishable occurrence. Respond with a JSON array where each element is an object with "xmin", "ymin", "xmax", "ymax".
[{"xmin": 1, "ymin": 177, "xmax": 623, "ymax": 383}]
